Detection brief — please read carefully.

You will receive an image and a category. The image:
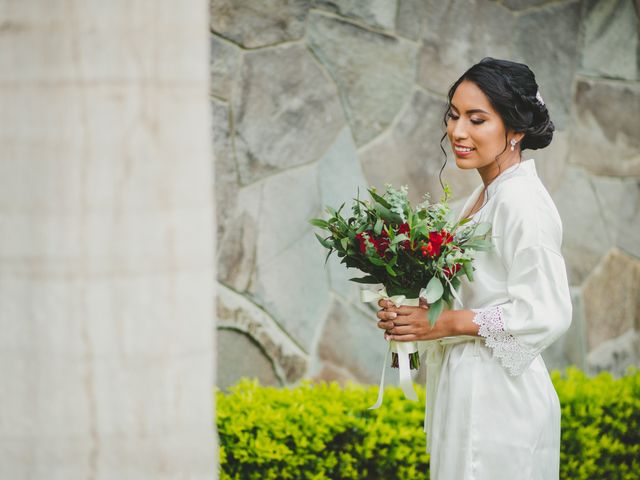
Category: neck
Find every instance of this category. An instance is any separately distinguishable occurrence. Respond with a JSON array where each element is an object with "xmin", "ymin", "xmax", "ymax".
[{"xmin": 478, "ymin": 152, "xmax": 522, "ymax": 188}]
